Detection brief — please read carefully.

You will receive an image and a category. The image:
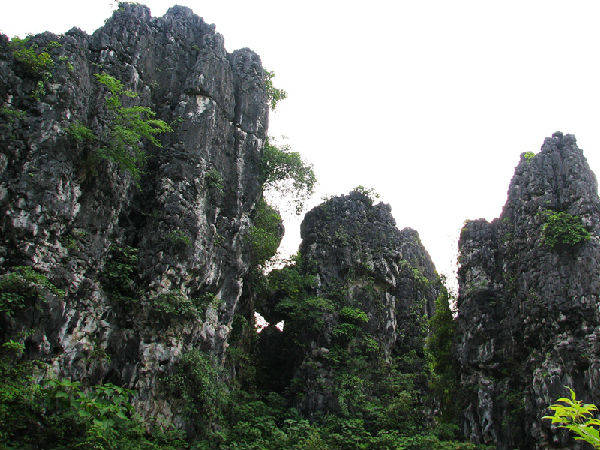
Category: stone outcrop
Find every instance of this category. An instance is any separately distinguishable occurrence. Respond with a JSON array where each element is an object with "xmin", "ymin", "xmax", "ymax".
[
  {"xmin": 298, "ymin": 190, "xmax": 440, "ymax": 355},
  {"xmin": 259, "ymin": 190, "xmax": 441, "ymax": 416},
  {"xmin": 0, "ymin": 4, "xmax": 267, "ymax": 423},
  {"xmin": 456, "ymin": 132, "xmax": 600, "ymax": 449},
  {"xmin": 4, "ymin": 3, "xmax": 598, "ymax": 446}
]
